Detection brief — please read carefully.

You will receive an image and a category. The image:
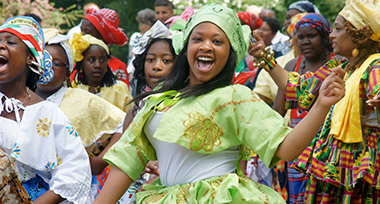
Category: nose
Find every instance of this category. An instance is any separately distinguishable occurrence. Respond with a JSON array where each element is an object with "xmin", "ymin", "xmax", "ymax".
[
  {"xmin": 152, "ymin": 60, "xmax": 163, "ymax": 71},
  {"xmin": 199, "ymin": 40, "xmax": 213, "ymax": 52},
  {"xmin": 329, "ymin": 30, "xmax": 336, "ymax": 39},
  {"xmin": 94, "ymin": 59, "xmax": 102, "ymax": 68}
]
